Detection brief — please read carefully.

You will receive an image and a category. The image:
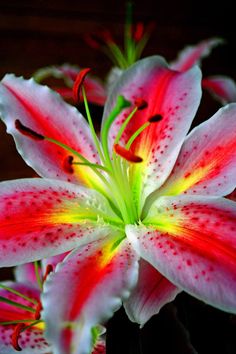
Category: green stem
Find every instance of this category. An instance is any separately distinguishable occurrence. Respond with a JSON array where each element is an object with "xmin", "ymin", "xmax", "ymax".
[
  {"xmin": 113, "ymin": 106, "xmax": 137, "ymax": 146},
  {"xmin": 125, "ymin": 121, "xmax": 150, "ymax": 149},
  {"xmin": 0, "ymin": 319, "xmax": 40, "ymax": 325},
  {"xmin": 0, "ymin": 296, "xmax": 36, "ymax": 313},
  {"xmin": 124, "ymin": 1, "xmax": 134, "ymax": 64},
  {"xmin": 82, "ymin": 86, "xmax": 105, "ymax": 163},
  {"xmin": 107, "ymin": 43, "xmax": 128, "ymax": 69},
  {"xmin": 0, "ymin": 284, "xmax": 38, "ymax": 305},
  {"xmin": 101, "ymin": 95, "xmax": 131, "ymax": 167},
  {"xmin": 20, "ymin": 320, "xmax": 44, "ymax": 332},
  {"xmin": 34, "ymin": 261, "xmax": 43, "ymax": 290},
  {"xmin": 44, "ymin": 136, "xmax": 108, "ymax": 188},
  {"xmin": 72, "ymin": 161, "xmax": 110, "ymax": 172}
]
